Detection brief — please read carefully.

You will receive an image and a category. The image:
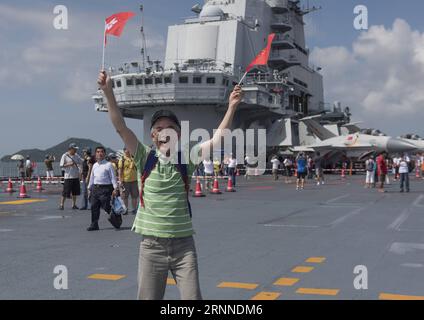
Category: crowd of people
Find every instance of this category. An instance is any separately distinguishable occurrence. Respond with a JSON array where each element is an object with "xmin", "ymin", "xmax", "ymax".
[{"xmin": 56, "ymin": 142, "xmax": 140, "ymax": 231}]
